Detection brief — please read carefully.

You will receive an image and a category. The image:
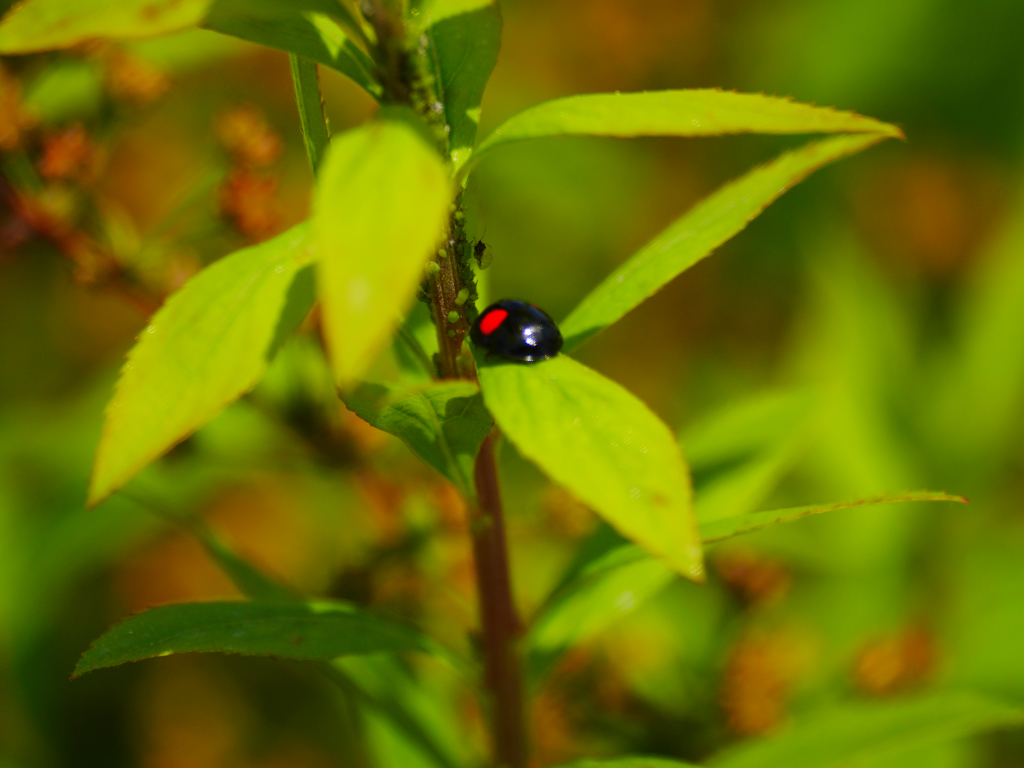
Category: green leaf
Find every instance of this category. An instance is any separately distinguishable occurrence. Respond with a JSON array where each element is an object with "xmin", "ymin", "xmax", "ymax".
[
  {"xmin": 700, "ymin": 491, "xmax": 967, "ymax": 545},
  {"xmin": 527, "ymin": 489, "xmax": 965, "ymax": 678},
  {"xmin": 125, "ymin": 494, "xmax": 299, "ymax": 602},
  {"xmin": 344, "ymin": 381, "xmax": 492, "ymax": 498},
  {"xmin": 685, "ymin": 391, "xmax": 814, "ymax": 525},
  {"xmin": 0, "ymin": 0, "xmax": 359, "ymax": 57},
  {"xmin": 204, "ymin": 11, "xmax": 380, "ymax": 98},
  {"xmin": 560, "ymin": 133, "xmax": 890, "ymax": 350},
  {"xmin": 548, "ymin": 758, "xmax": 700, "ymax": 768},
  {"xmin": 73, "ymin": 600, "xmax": 430, "ymax": 678},
  {"xmin": 710, "ymin": 693, "xmax": 1024, "ymax": 768},
  {"xmin": 392, "ymin": 300, "xmax": 440, "ymax": 383},
  {"xmin": 190, "ymin": 523, "xmax": 298, "ymax": 603},
  {"xmin": 89, "ymin": 225, "xmax": 316, "ymax": 506},
  {"xmin": 22, "ymin": 60, "xmax": 104, "ymax": 125},
  {"xmin": 314, "ymin": 120, "xmax": 450, "ymax": 387},
  {"xmin": 694, "ymin": 448, "xmax": 800, "ymax": 525},
  {"xmin": 927, "ymin": 190, "xmax": 1024, "ymax": 472},
  {"xmin": 337, "ymin": 655, "xmax": 470, "ymax": 768},
  {"xmin": 476, "ymin": 354, "xmax": 702, "ymax": 581},
  {"xmin": 421, "ymin": 0, "xmax": 502, "ymax": 170},
  {"xmin": 526, "ymin": 540, "xmax": 673, "ymax": 680},
  {"xmin": 470, "ymin": 89, "xmax": 901, "ymax": 171},
  {"xmin": 0, "ymin": 0, "xmax": 211, "ymax": 52},
  {"xmin": 290, "ymin": 53, "xmax": 332, "ymax": 175},
  {"xmin": 684, "ymin": 390, "xmax": 812, "ymax": 470},
  {"xmin": 165, "ymin": 513, "xmax": 468, "ymax": 766}
]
